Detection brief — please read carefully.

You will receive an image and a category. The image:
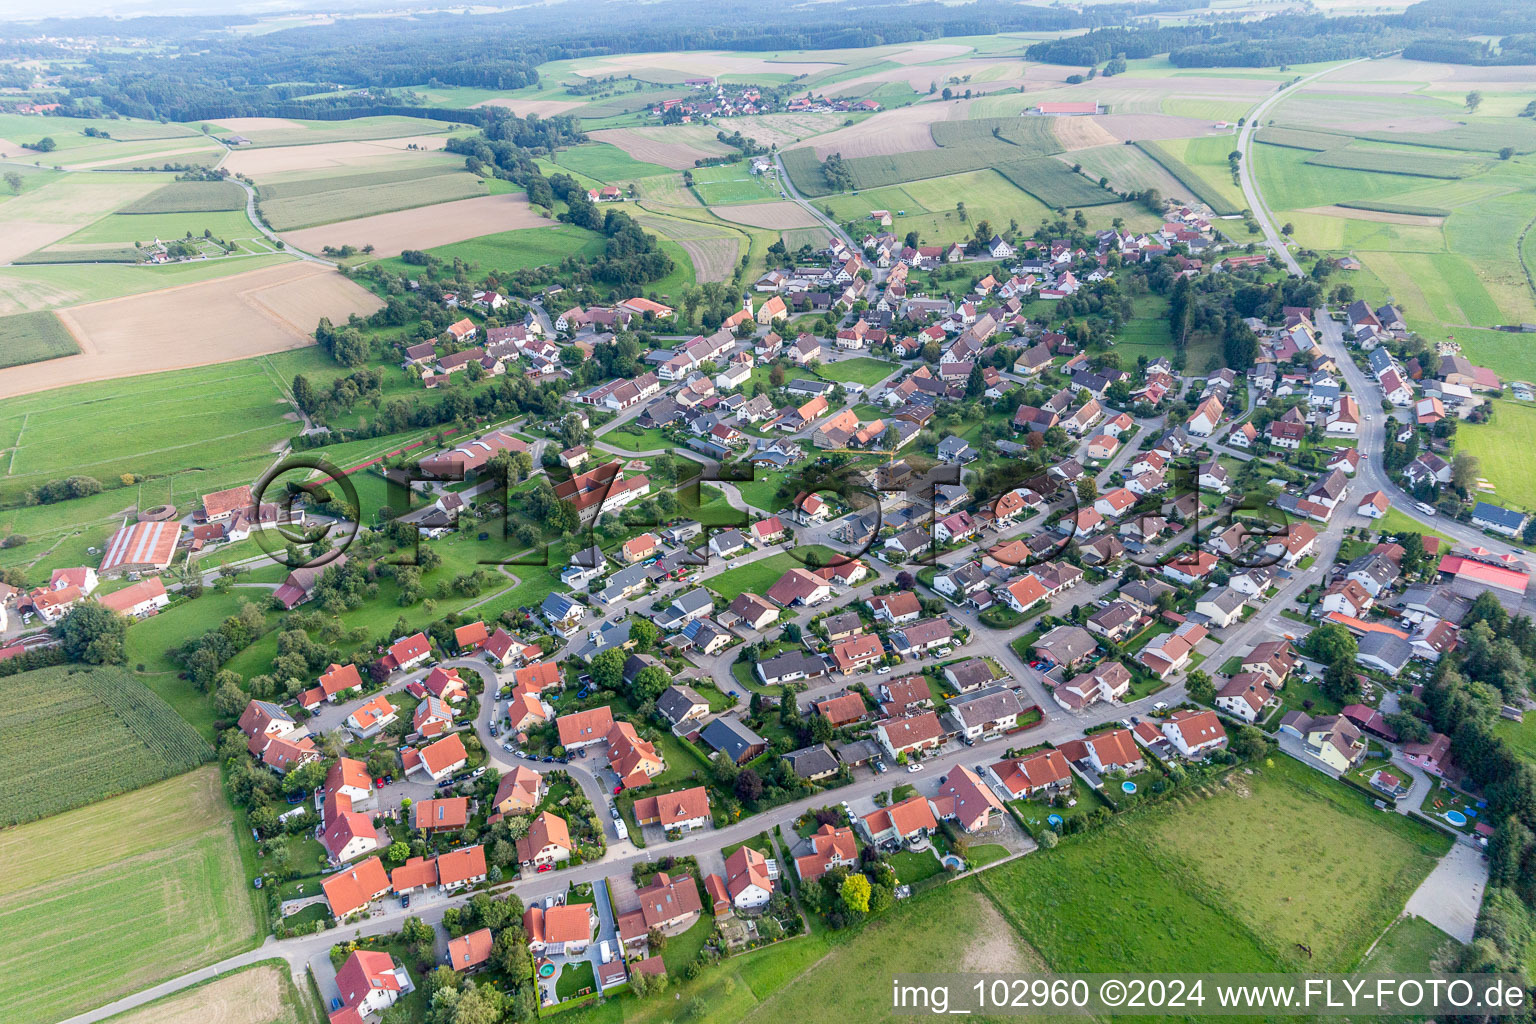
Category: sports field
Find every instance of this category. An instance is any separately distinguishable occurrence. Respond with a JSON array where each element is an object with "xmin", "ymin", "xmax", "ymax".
[
  {"xmin": 0, "ymin": 310, "xmax": 79, "ymax": 369},
  {"xmin": 0, "ymin": 766, "xmax": 259, "ymax": 1024}
]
